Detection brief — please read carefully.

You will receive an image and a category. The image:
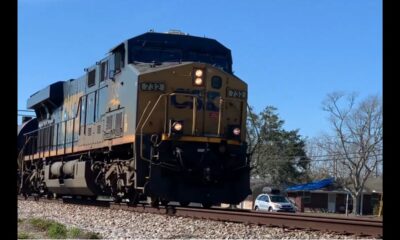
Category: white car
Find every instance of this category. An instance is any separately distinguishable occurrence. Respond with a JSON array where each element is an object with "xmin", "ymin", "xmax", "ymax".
[{"xmin": 254, "ymin": 193, "xmax": 296, "ymax": 213}]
